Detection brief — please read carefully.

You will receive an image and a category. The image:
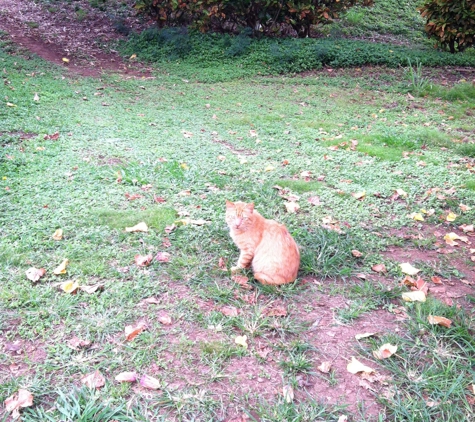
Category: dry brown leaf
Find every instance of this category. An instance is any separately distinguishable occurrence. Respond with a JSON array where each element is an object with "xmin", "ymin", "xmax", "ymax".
[
  {"xmin": 5, "ymin": 389, "xmax": 34, "ymax": 419},
  {"xmin": 157, "ymin": 311, "xmax": 172, "ymax": 325},
  {"xmin": 347, "ymin": 357, "xmax": 375, "ymax": 374},
  {"xmin": 220, "ymin": 306, "xmax": 239, "ymax": 317},
  {"xmin": 115, "ymin": 371, "xmax": 137, "ymax": 383},
  {"xmin": 459, "ymin": 203, "xmax": 471, "ymax": 212},
  {"xmin": 140, "ymin": 374, "xmax": 161, "ymax": 390},
  {"xmin": 143, "ymin": 297, "xmax": 160, "ymax": 304},
  {"xmin": 125, "ymin": 192, "xmax": 144, "ymax": 201},
  {"xmin": 317, "ymin": 361, "xmax": 332, "ymax": 373},
  {"xmin": 79, "ymin": 283, "xmax": 104, "ymax": 294},
  {"xmin": 25, "ymin": 267, "xmax": 46, "ymax": 282},
  {"xmin": 459, "ymin": 224, "xmax": 474, "ymax": 233},
  {"xmin": 308, "ymin": 196, "xmax": 321, "ymax": 206},
  {"xmin": 155, "ymin": 252, "xmax": 171, "ymax": 262},
  {"xmin": 262, "ymin": 305, "xmax": 287, "ymax": 317},
  {"xmin": 52, "ymin": 228, "xmax": 63, "ymax": 240},
  {"xmin": 68, "ymin": 336, "xmax": 91, "ymax": 350},
  {"xmin": 232, "ymin": 274, "xmax": 252, "ymax": 289},
  {"xmin": 134, "ymin": 254, "xmax": 153, "ymax": 267},
  {"xmin": 125, "ymin": 222, "xmax": 148, "ymax": 233},
  {"xmin": 44, "ymin": 132, "xmax": 60, "ymax": 140},
  {"xmin": 125, "ymin": 321, "xmax": 147, "ymax": 341},
  {"xmin": 427, "ymin": 315, "xmax": 452, "ymax": 328},
  {"xmin": 352, "ymin": 250, "xmax": 363, "ymax": 258},
  {"xmin": 53, "ymin": 258, "xmax": 69, "ymax": 275},
  {"xmin": 81, "ymin": 370, "xmax": 105, "ymax": 389},
  {"xmin": 431, "ymin": 276, "xmax": 443, "ymax": 285},
  {"xmin": 372, "ymin": 263, "xmax": 386, "ymax": 273},
  {"xmin": 373, "ymin": 343, "xmax": 398, "ymax": 360},
  {"xmin": 218, "ymin": 257, "xmax": 227, "ymax": 270}
]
